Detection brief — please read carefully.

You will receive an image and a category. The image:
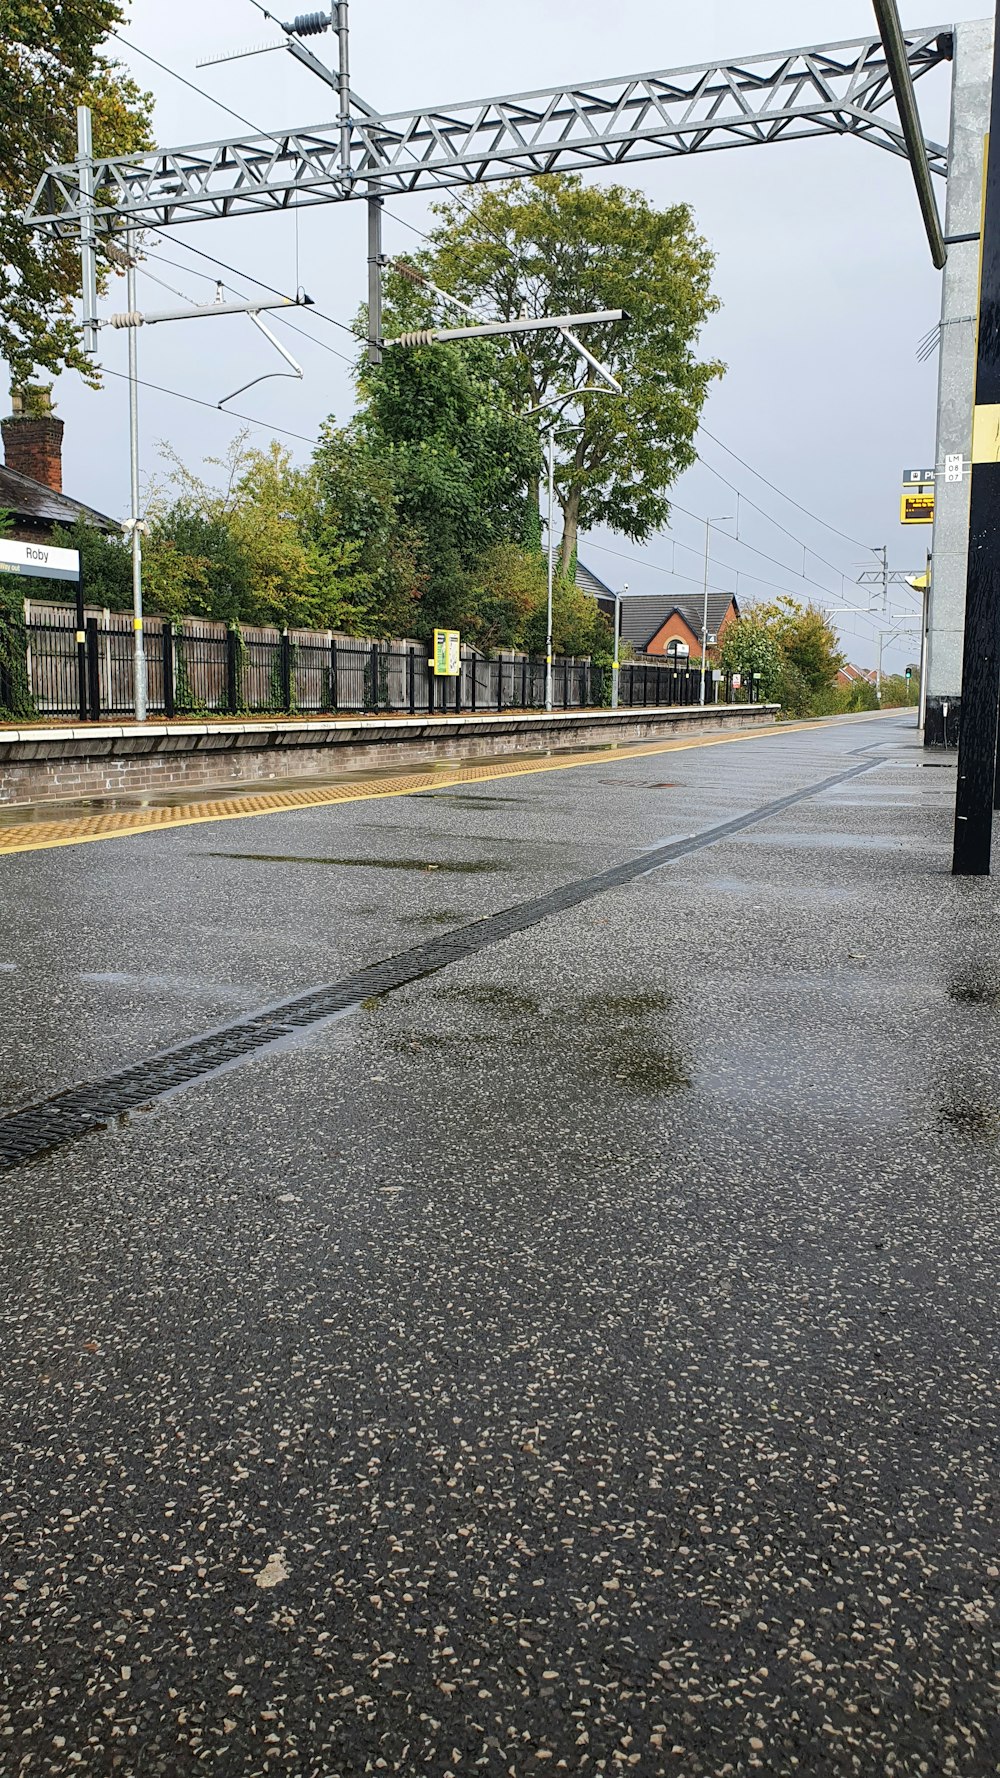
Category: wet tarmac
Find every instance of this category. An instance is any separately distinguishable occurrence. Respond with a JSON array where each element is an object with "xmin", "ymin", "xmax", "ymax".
[{"xmin": 1, "ymin": 712, "xmax": 998, "ymax": 1776}]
